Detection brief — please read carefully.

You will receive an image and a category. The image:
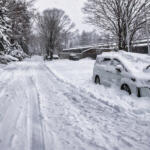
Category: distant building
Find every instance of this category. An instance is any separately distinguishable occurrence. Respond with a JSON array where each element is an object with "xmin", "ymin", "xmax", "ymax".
[
  {"xmin": 132, "ymin": 39, "xmax": 150, "ymax": 54},
  {"xmin": 59, "ymin": 44, "xmax": 115, "ymax": 59},
  {"xmin": 59, "ymin": 39, "xmax": 150, "ymax": 59}
]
